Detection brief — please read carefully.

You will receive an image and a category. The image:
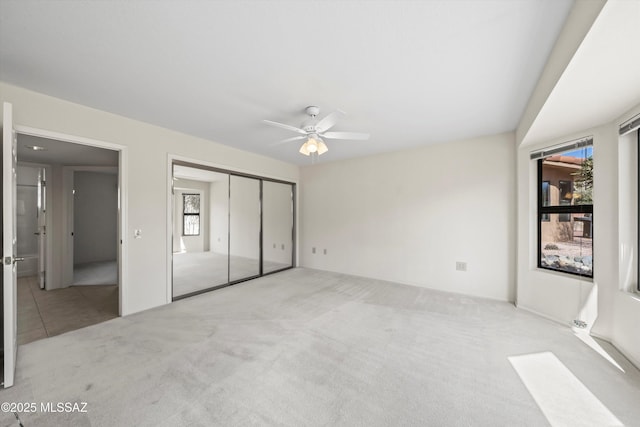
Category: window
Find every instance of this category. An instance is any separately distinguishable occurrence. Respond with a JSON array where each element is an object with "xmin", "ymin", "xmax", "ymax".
[
  {"xmin": 536, "ymin": 143, "xmax": 593, "ymax": 277},
  {"xmin": 182, "ymin": 193, "xmax": 200, "ymax": 236}
]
